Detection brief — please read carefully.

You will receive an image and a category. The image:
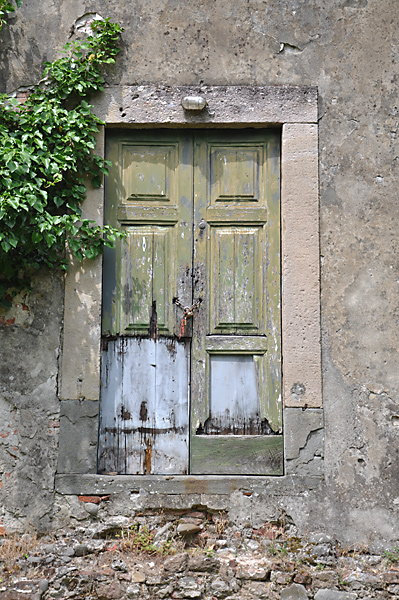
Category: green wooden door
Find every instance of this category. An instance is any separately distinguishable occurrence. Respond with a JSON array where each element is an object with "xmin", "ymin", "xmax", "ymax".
[
  {"xmin": 190, "ymin": 131, "xmax": 282, "ymax": 474},
  {"xmin": 99, "ymin": 129, "xmax": 282, "ymax": 476}
]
